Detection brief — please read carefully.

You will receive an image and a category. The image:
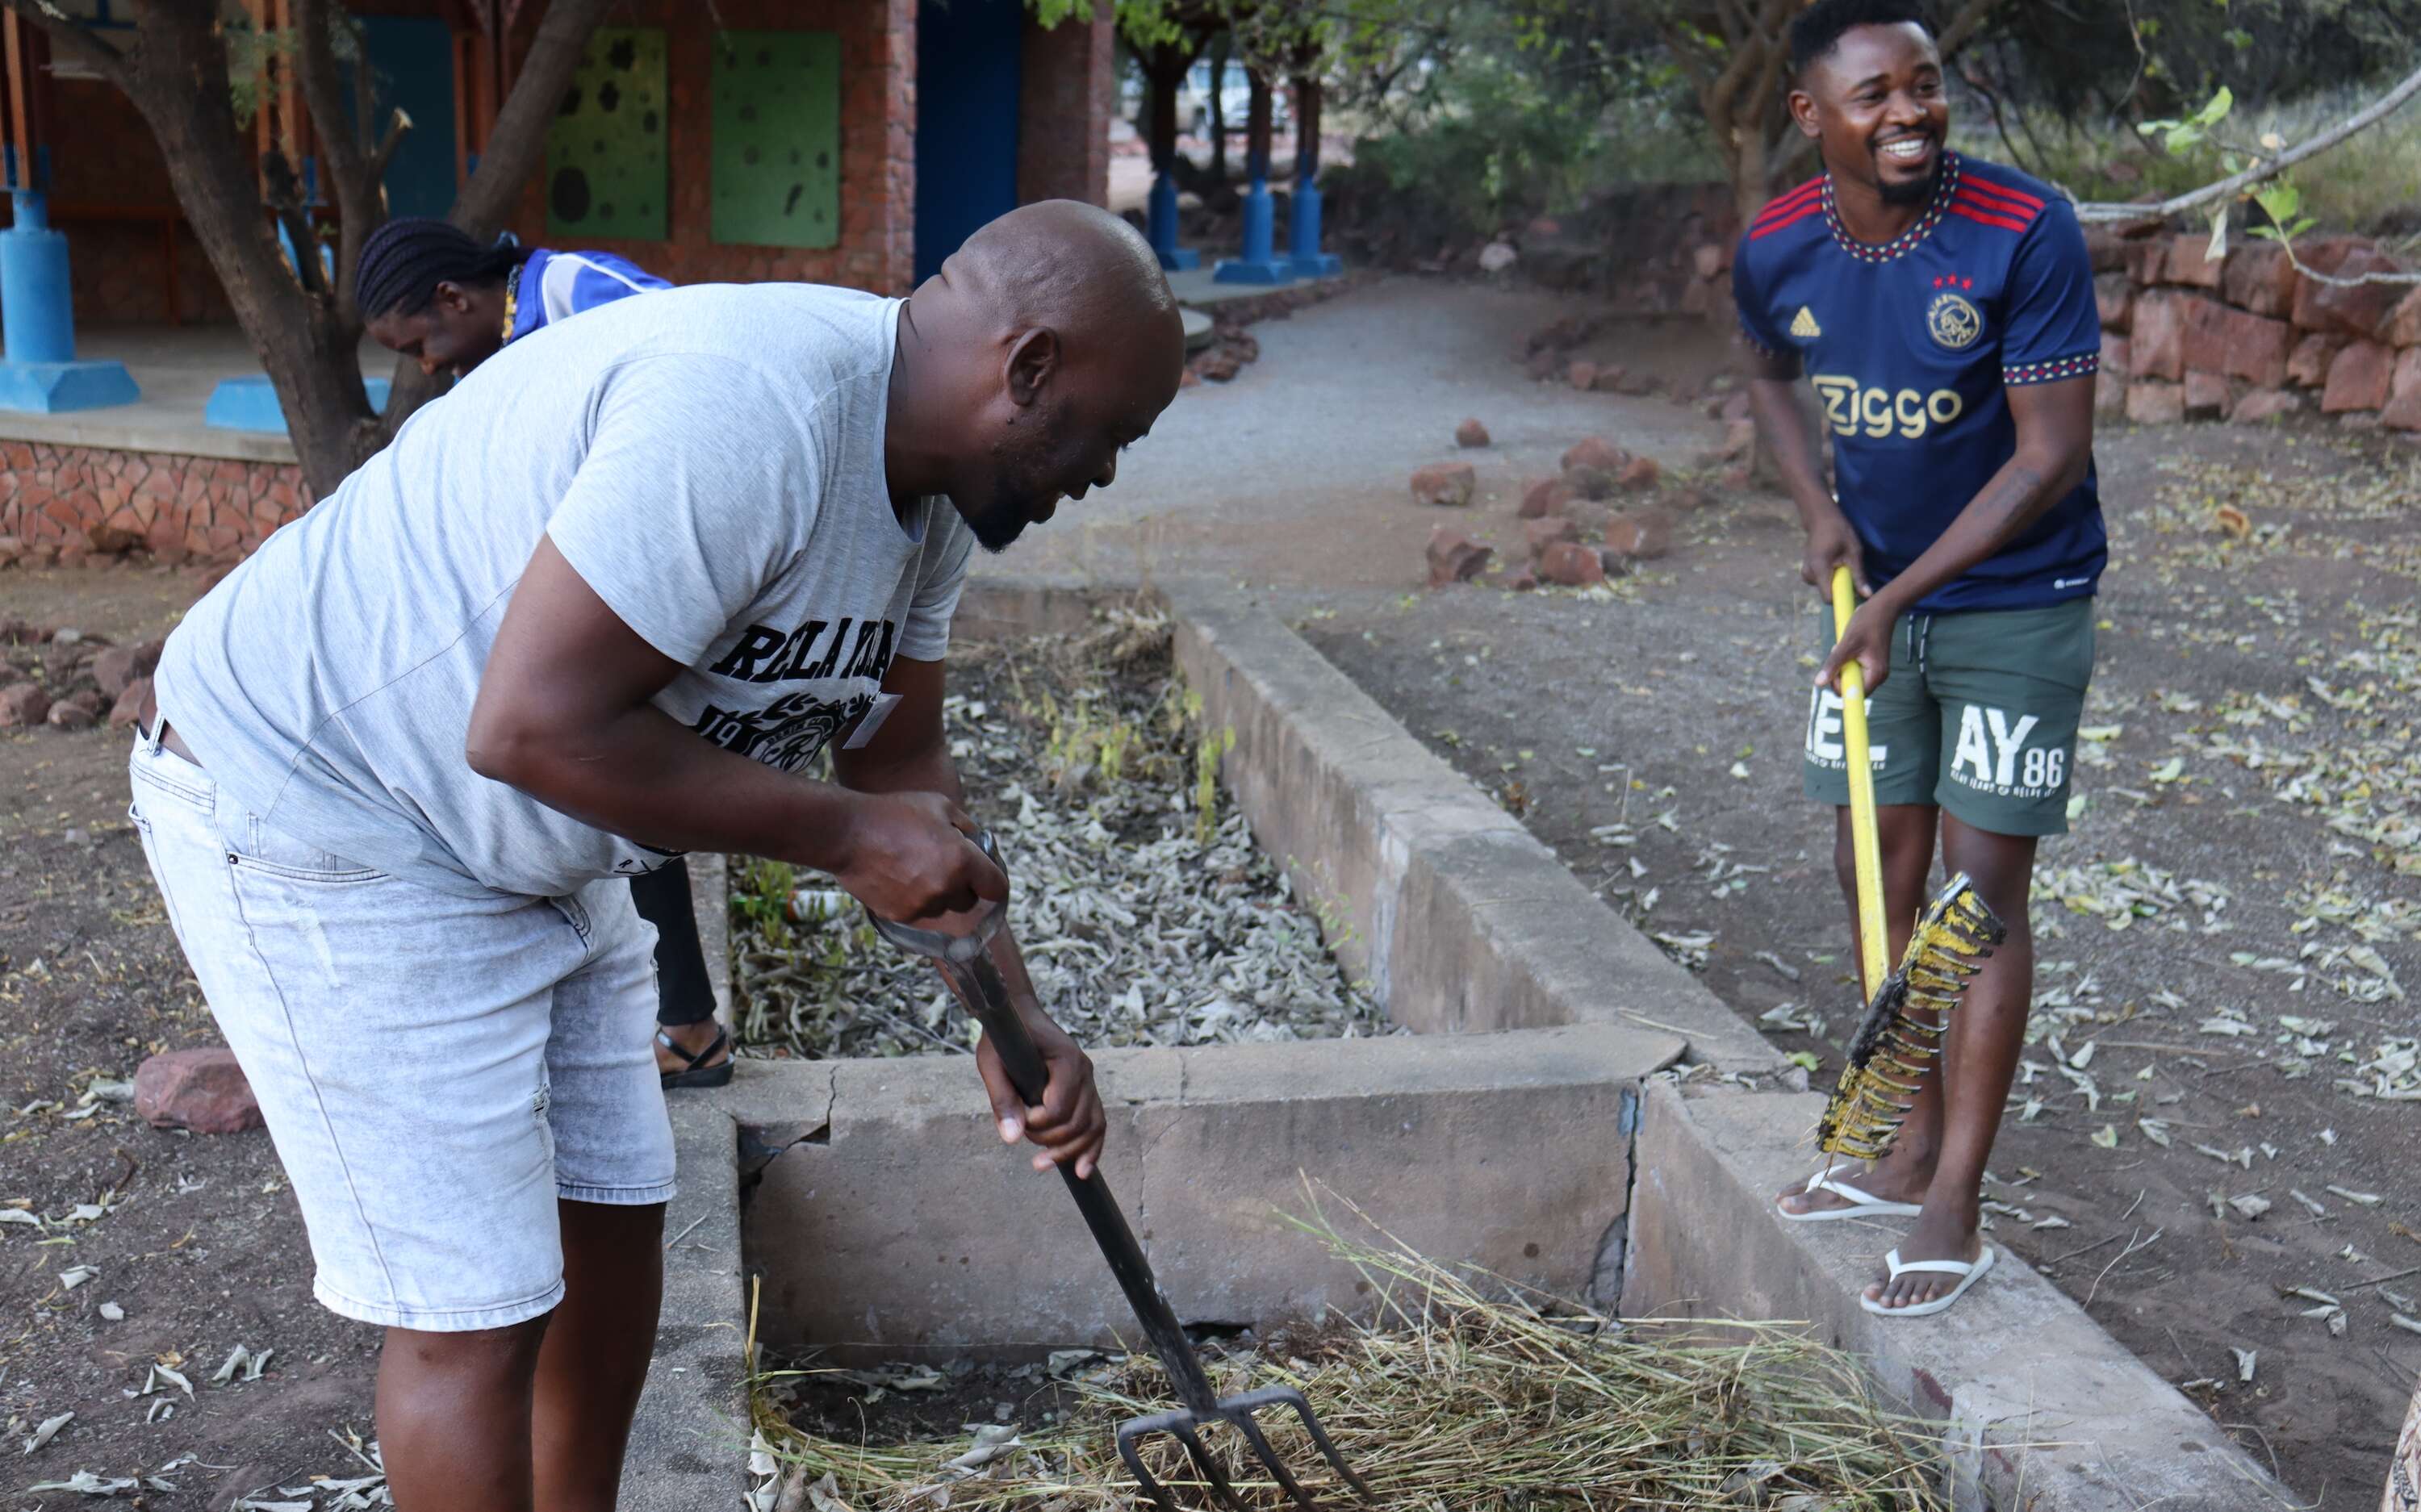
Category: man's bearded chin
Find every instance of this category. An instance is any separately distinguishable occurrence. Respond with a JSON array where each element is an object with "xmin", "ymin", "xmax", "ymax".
[
  {"xmin": 1878, "ymin": 160, "xmax": 1939, "ymax": 207},
  {"xmin": 964, "ymin": 482, "xmax": 1033, "ymax": 553}
]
